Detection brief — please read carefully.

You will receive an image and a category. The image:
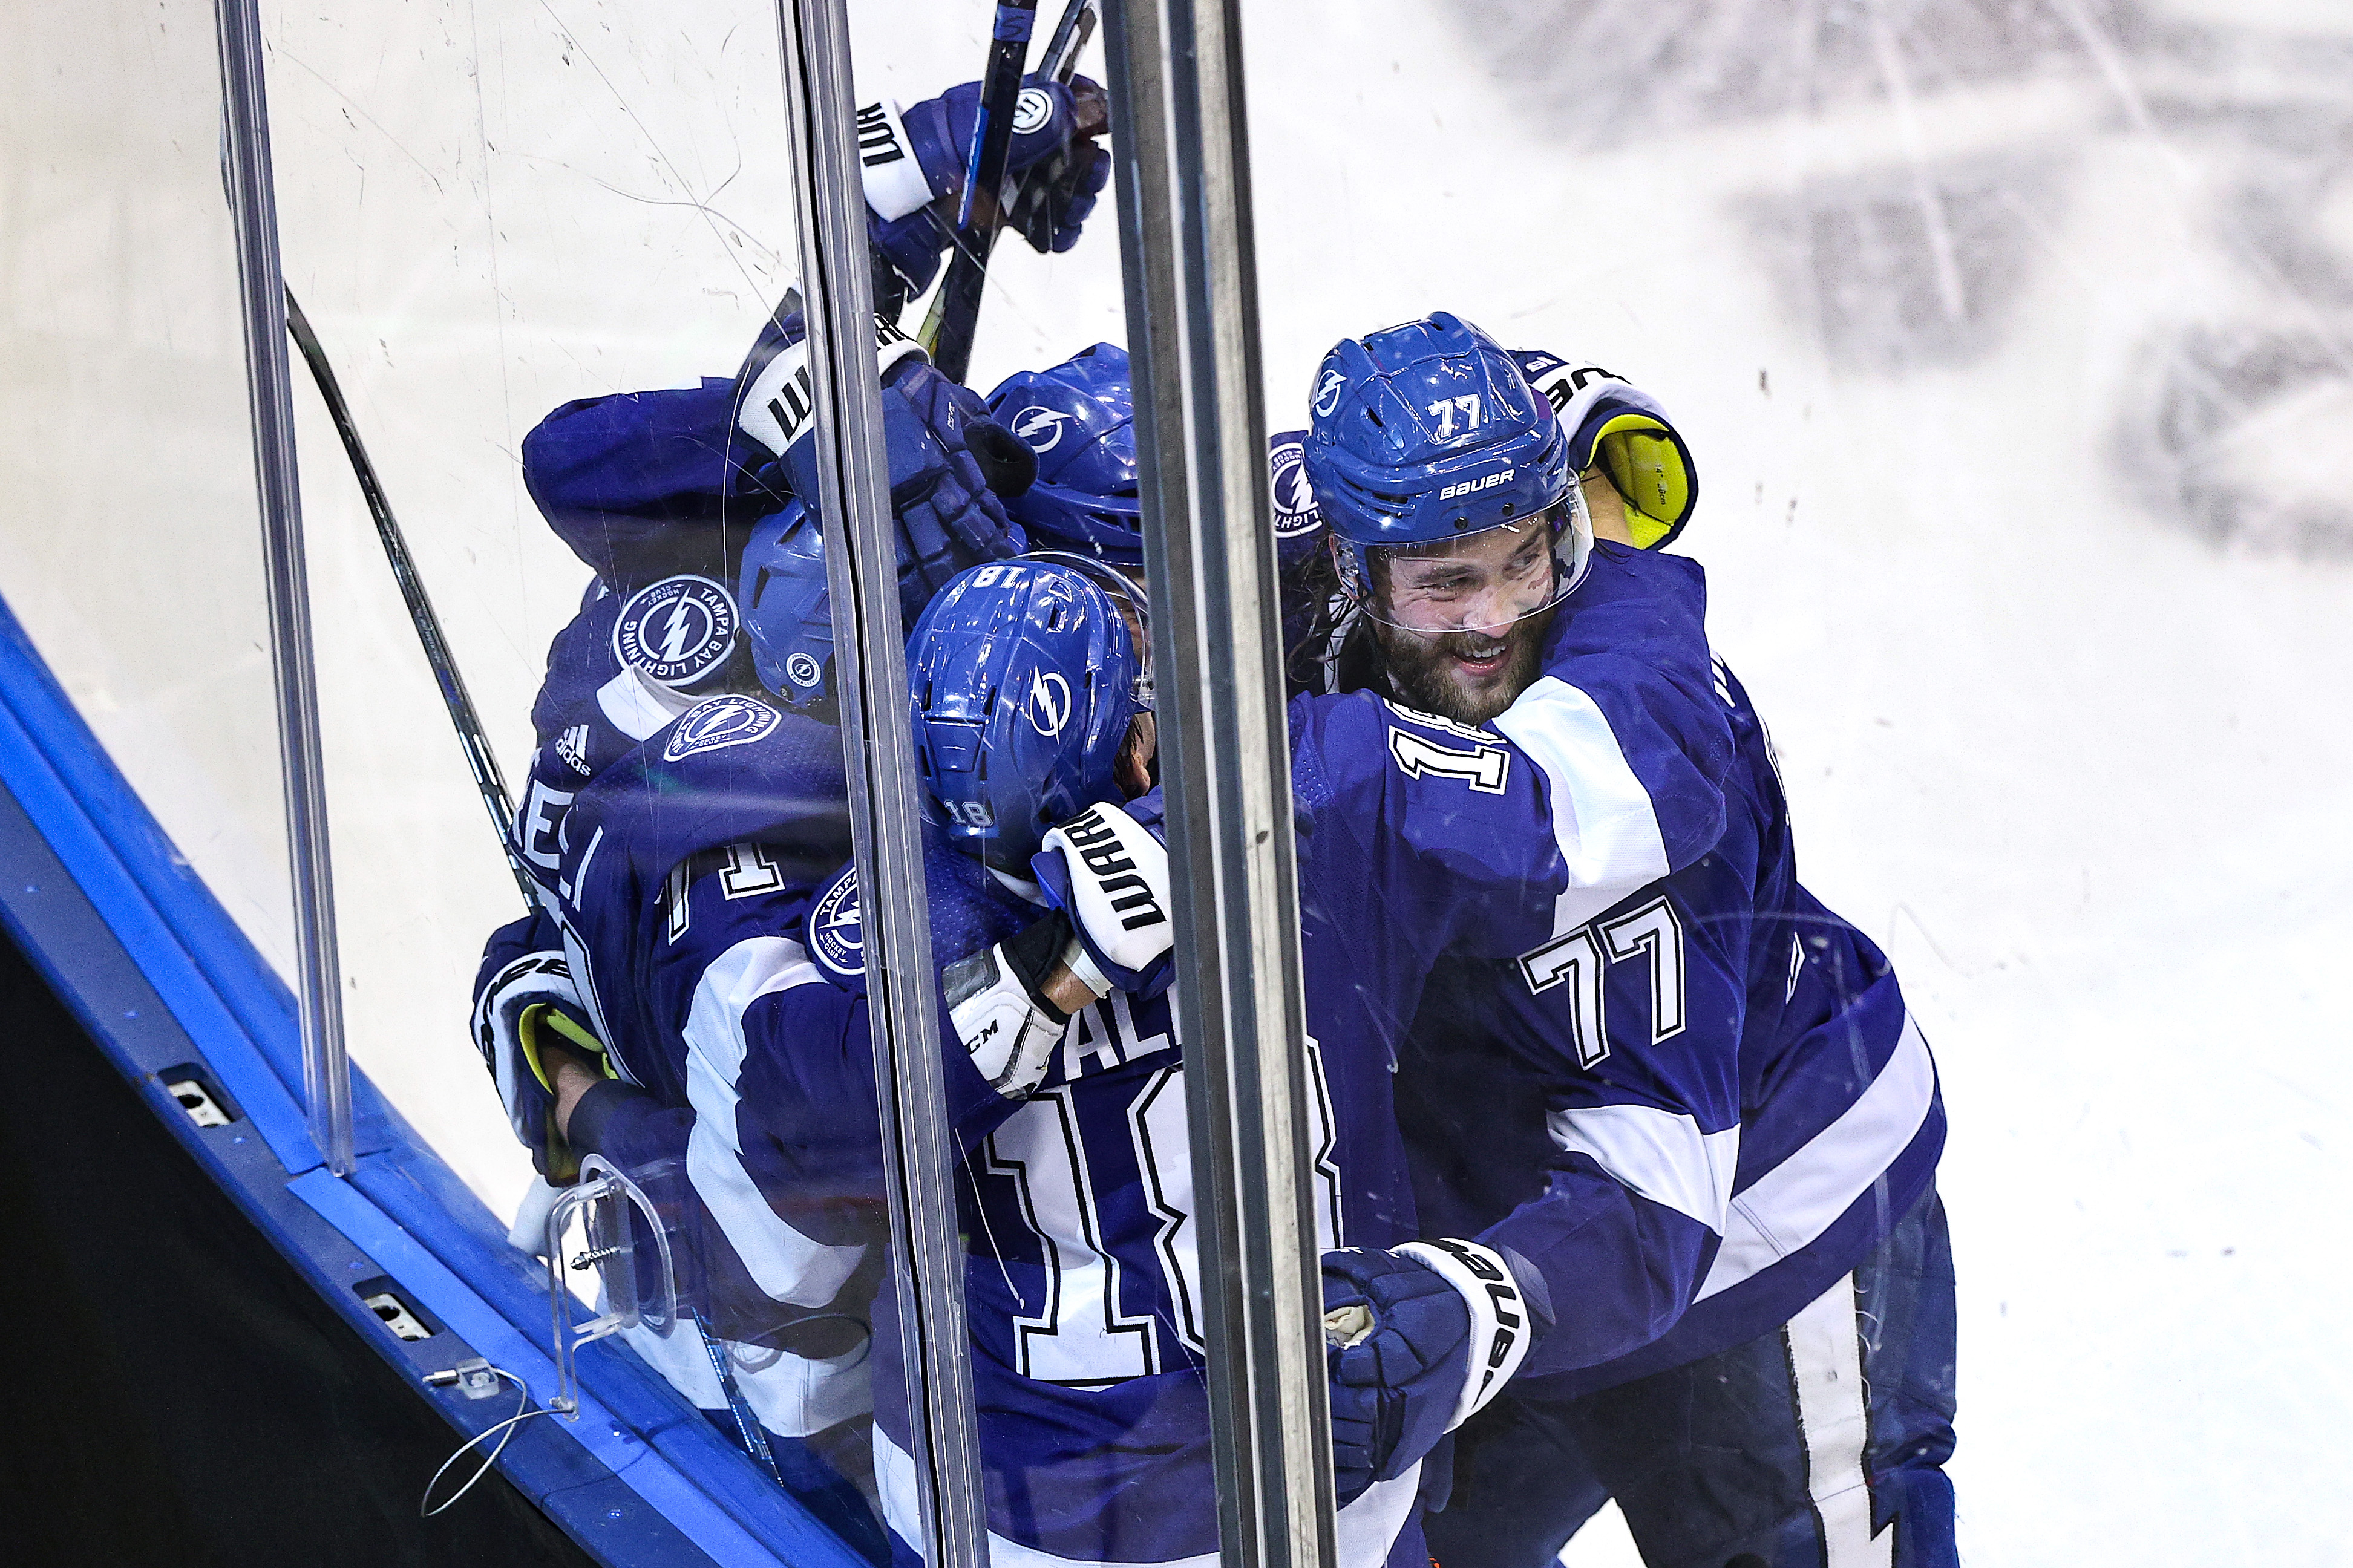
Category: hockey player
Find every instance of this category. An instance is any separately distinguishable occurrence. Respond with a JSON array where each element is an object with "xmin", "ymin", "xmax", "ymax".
[
  {"xmin": 522, "ymin": 538, "xmax": 1735, "ymax": 1568},
  {"xmin": 491, "ymin": 312, "xmax": 1746, "ymax": 1561},
  {"xmin": 1277, "ymin": 315, "xmax": 1954, "ymax": 1568}
]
